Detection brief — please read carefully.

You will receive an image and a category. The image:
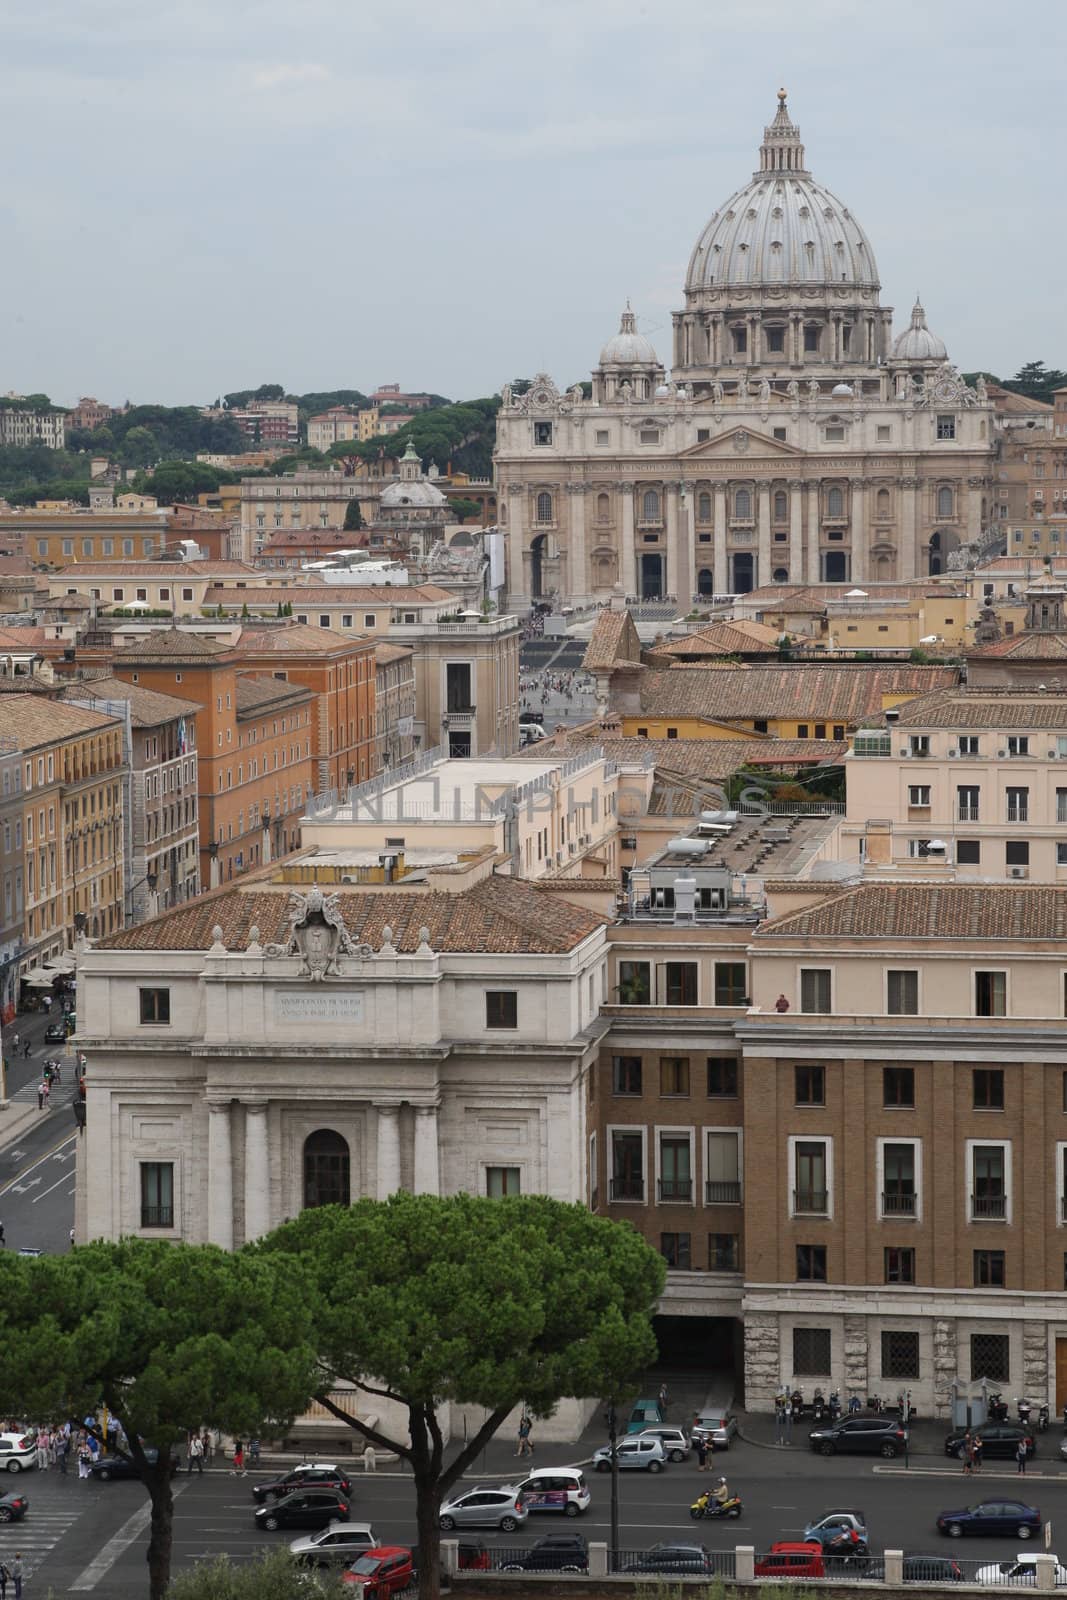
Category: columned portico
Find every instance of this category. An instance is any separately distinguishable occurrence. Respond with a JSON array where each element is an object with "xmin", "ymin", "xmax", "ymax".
[
  {"xmin": 242, "ymin": 1100, "xmax": 270, "ymax": 1242},
  {"xmin": 376, "ymin": 1103, "xmax": 402, "ymax": 1198},
  {"xmin": 206, "ymin": 1099, "xmax": 233, "ymax": 1249},
  {"xmin": 413, "ymin": 1104, "xmax": 441, "ymax": 1195}
]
